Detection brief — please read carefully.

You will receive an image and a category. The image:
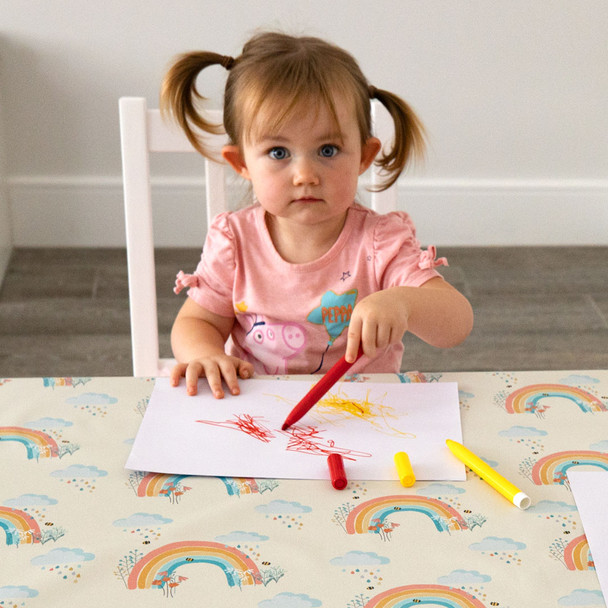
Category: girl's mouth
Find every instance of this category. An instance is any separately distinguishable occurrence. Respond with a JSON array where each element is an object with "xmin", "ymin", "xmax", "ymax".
[{"xmin": 294, "ymin": 197, "xmax": 322, "ymax": 203}]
